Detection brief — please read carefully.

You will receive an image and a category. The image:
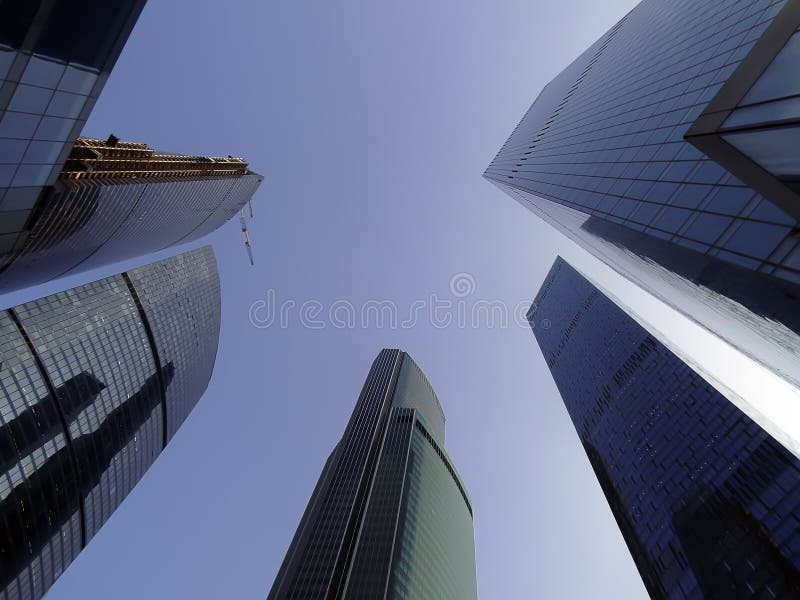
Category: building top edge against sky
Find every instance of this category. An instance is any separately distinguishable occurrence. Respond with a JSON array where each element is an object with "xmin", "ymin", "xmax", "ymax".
[
  {"xmin": 269, "ymin": 348, "xmax": 477, "ymax": 599},
  {"xmin": 485, "ymin": 0, "xmax": 800, "ymax": 400},
  {"xmin": 485, "ymin": 0, "xmax": 800, "ymax": 286},
  {"xmin": 0, "ymin": 3, "xmax": 262, "ymax": 295}
]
